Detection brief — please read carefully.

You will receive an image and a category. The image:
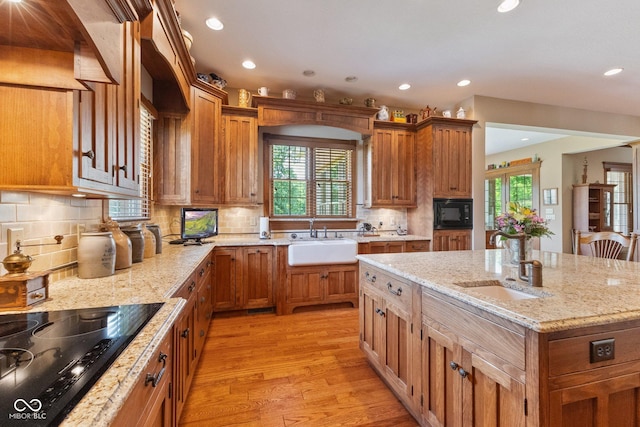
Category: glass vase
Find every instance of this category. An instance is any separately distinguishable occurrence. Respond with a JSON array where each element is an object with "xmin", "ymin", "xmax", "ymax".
[{"xmin": 503, "ymin": 238, "xmax": 533, "ymax": 265}]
